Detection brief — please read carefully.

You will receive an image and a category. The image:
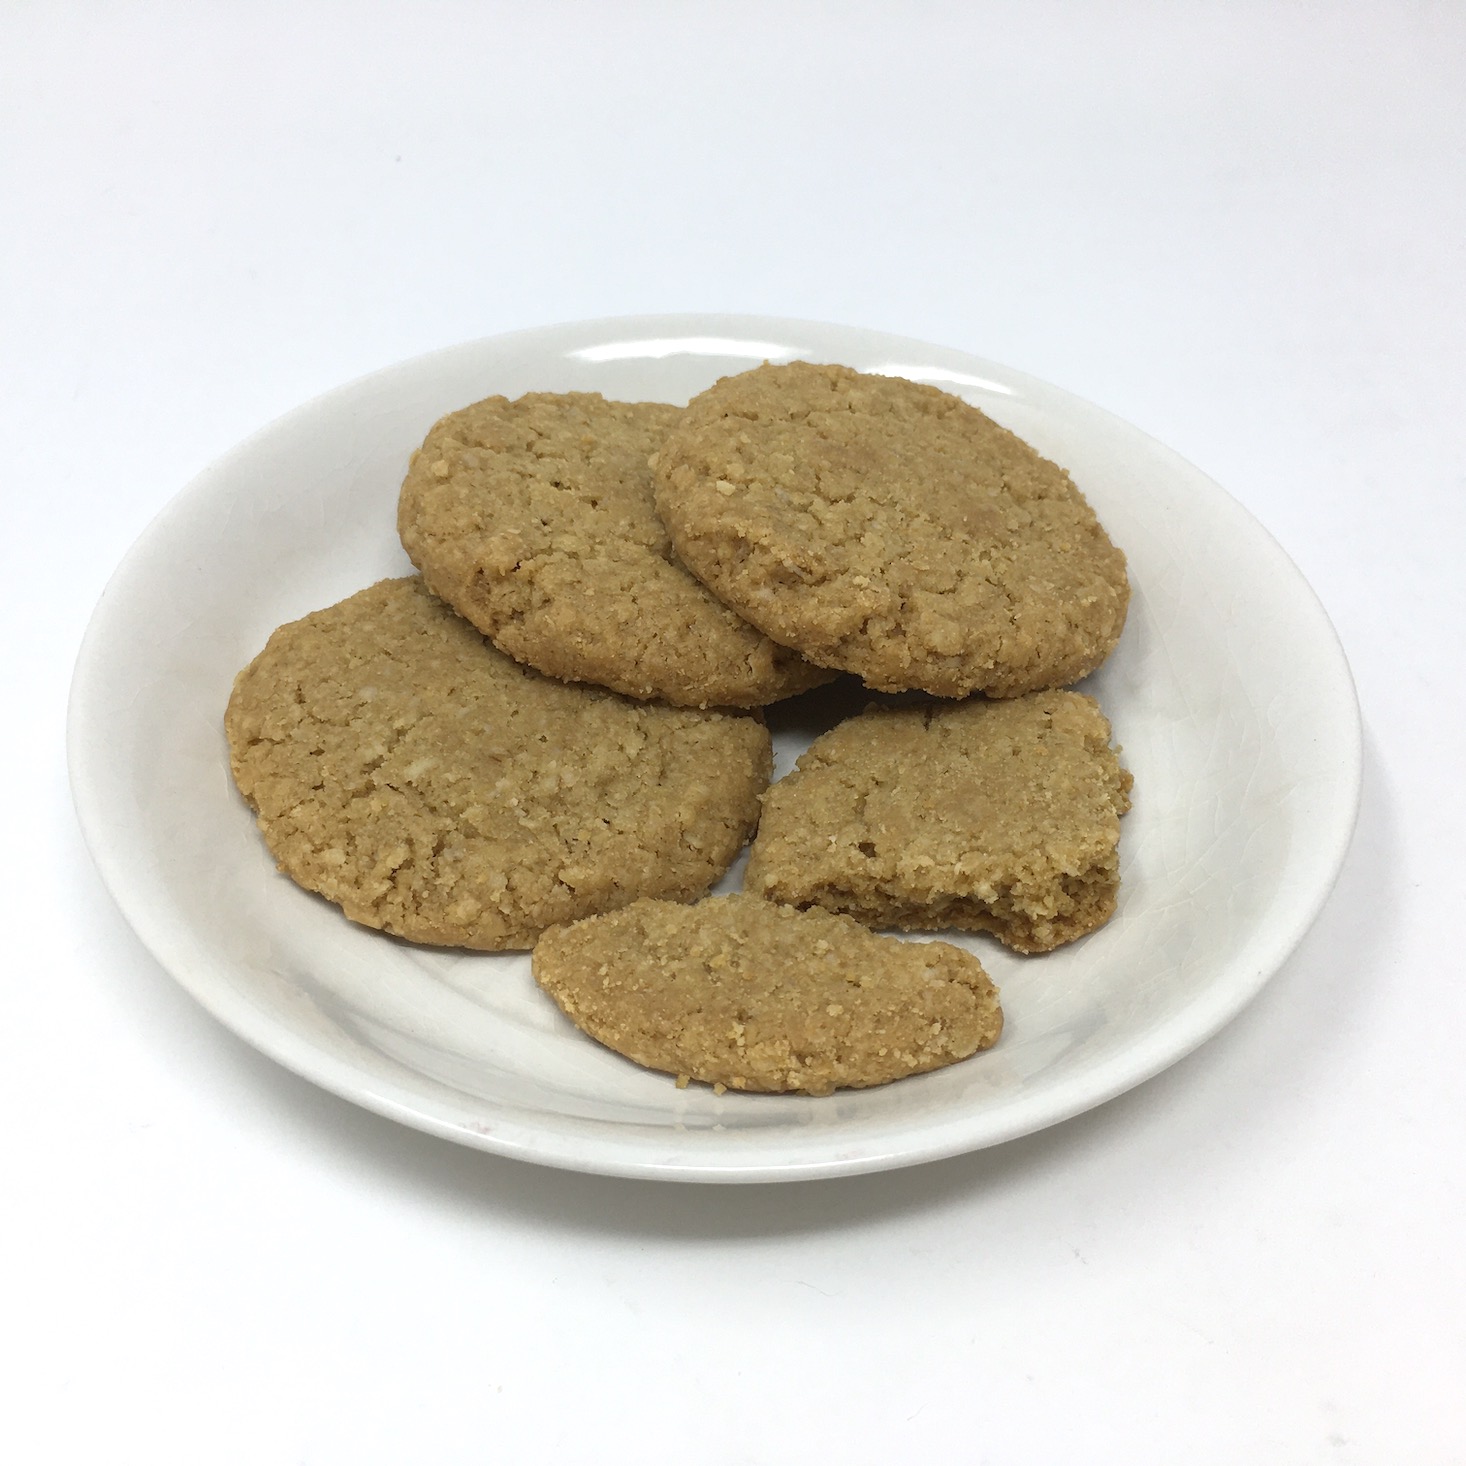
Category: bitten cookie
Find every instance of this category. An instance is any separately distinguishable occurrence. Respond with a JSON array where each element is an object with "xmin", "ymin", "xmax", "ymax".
[
  {"xmin": 745, "ymin": 691, "xmax": 1133, "ymax": 953},
  {"xmin": 532, "ymin": 895, "xmax": 1002, "ymax": 1095},
  {"xmin": 398, "ymin": 391, "xmax": 831, "ymax": 707},
  {"xmin": 224, "ymin": 577, "xmax": 772, "ymax": 950},
  {"xmin": 652, "ymin": 362, "xmax": 1130, "ymax": 698}
]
